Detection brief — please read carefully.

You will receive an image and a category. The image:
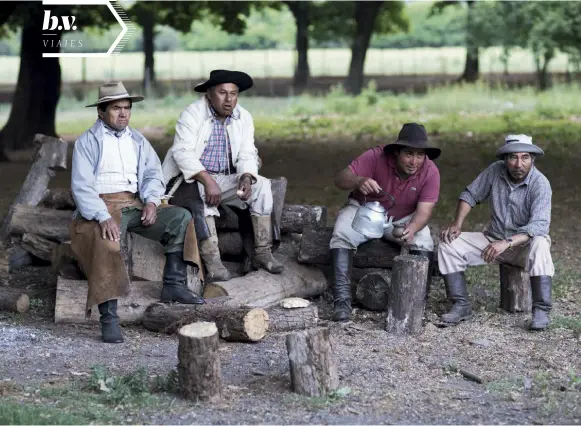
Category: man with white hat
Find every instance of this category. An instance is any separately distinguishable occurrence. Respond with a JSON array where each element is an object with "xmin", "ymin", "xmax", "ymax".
[
  {"xmin": 71, "ymin": 82, "xmax": 204, "ymax": 344},
  {"xmin": 162, "ymin": 69, "xmax": 283, "ymax": 281},
  {"xmin": 438, "ymin": 134, "xmax": 553, "ymax": 330}
]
